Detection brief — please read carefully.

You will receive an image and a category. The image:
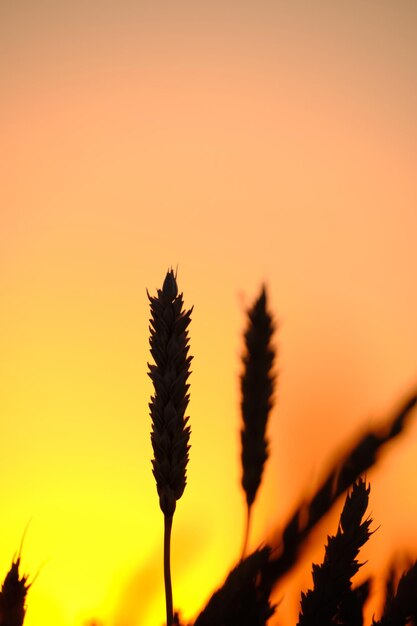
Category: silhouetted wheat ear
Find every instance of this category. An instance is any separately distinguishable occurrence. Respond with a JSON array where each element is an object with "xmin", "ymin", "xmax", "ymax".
[
  {"xmin": 298, "ymin": 478, "xmax": 373, "ymax": 626},
  {"xmin": 241, "ymin": 286, "xmax": 276, "ymax": 508},
  {"xmin": 148, "ymin": 269, "xmax": 193, "ymax": 516},
  {"xmin": 0, "ymin": 557, "xmax": 30, "ymax": 626}
]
